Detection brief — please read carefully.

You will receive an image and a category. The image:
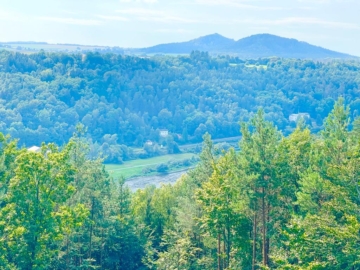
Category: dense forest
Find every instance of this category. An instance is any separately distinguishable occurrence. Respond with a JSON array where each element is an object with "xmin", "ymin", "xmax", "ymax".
[
  {"xmin": 1, "ymin": 50, "xmax": 360, "ymax": 163},
  {"xmin": 1, "ymin": 100, "xmax": 359, "ymax": 269}
]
